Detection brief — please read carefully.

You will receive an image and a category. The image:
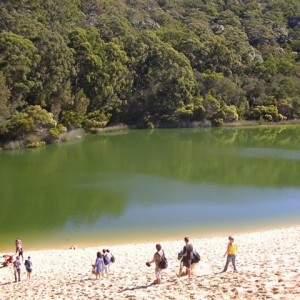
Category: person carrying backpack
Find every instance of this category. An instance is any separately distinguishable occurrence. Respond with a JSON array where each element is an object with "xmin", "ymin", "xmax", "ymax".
[
  {"xmin": 191, "ymin": 250, "xmax": 201, "ymax": 275},
  {"xmin": 178, "ymin": 237, "xmax": 193, "ymax": 277},
  {"xmin": 146, "ymin": 244, "xmax": 167, "ymax": 284}
]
